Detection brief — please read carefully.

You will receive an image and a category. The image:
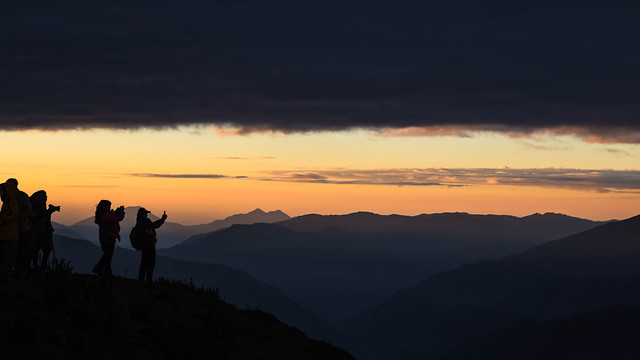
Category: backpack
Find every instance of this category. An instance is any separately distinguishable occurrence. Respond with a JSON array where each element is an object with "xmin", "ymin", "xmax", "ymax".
[{"xmin": 129, "ymin": 225, "xmax": 144, "ymax": 250}]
